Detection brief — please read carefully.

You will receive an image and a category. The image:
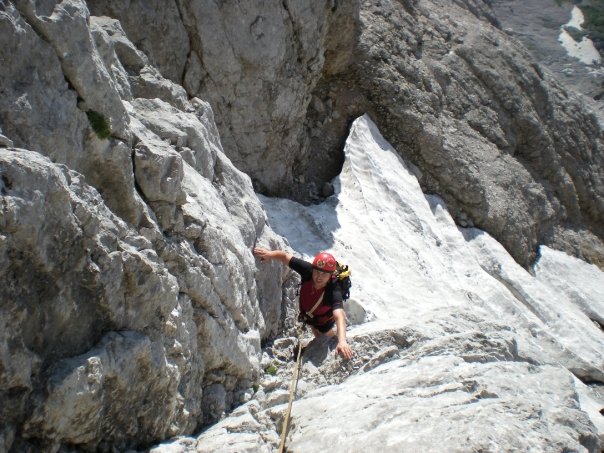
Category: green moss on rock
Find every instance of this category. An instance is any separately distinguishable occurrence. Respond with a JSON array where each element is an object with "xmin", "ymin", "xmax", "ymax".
[{"xmin": 86, "ymin": 110, "xmax": 111, "ymax": 139}]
